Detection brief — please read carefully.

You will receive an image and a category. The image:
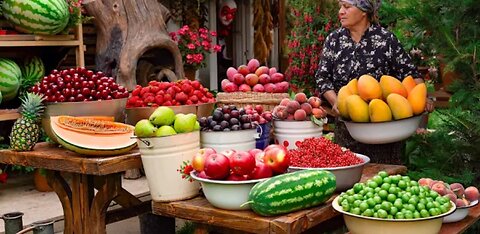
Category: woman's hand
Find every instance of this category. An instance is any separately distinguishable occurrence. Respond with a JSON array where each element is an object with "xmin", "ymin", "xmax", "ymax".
[
  {"xmin": 331, "ymin": 101, "xmax": 340, "ymax": 117},
  {"xmin": 425, "ymin": 98, "xmax": 435, "ymax": 113}
]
